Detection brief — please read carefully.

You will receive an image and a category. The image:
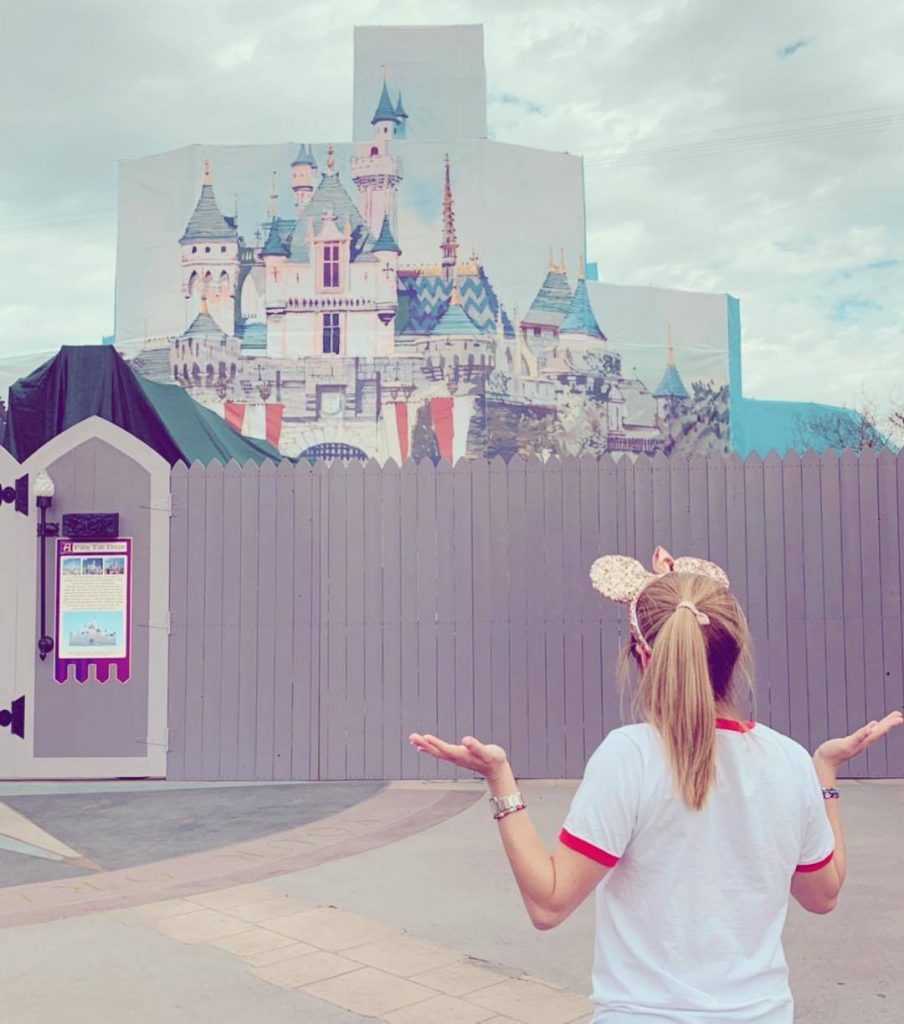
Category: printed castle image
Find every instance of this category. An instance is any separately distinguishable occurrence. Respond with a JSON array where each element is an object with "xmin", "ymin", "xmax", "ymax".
[
  {"xmin": 132, "ymin": 79, "xmax": 725, "ymax": 462},
  {"xmin": 69, "ymin": 624, "xmax": 118, "ymax": 647}
]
